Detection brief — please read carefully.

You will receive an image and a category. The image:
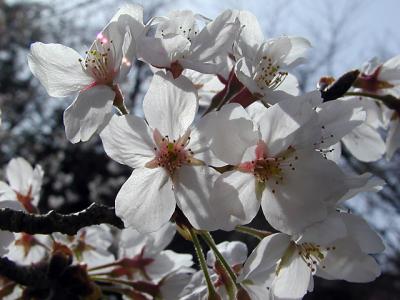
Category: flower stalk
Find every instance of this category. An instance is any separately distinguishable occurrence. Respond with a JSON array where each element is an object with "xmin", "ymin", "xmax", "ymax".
[{"xmin": 188, "ymin": 228, "xmax": 219, "ymax": 300}]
